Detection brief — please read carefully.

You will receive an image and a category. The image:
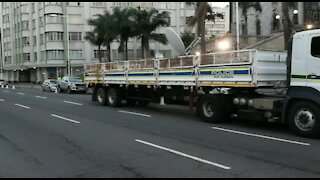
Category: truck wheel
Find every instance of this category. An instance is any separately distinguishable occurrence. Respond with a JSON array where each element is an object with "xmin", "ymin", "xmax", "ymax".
[
  {"xmin": 137, "ymin": 100, "xmax": 149, "ymax": 107},
  {"xmin": 288, "ymin": 101, "xmax": 320, "ymax": 138},
  {"xmin": 198, "ymin": 95, "xmax": 226, "ymax": 123},
  {"xmin": 97, "ymin": 88, "xmax": 108, "ymax": 106},
  {"xmin": 107, "ymin": 88, "xmax": 122, "ymax": 107}
]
